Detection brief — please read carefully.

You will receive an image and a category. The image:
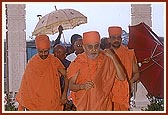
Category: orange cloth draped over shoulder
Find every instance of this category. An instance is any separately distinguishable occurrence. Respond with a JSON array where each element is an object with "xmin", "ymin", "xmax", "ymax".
[
  {"xmin": 67, "ymin": 51, "xmax": 117, "ymax": 111},
  {"xmin": 16, "ymin": 54, "xmax": 64, "ymax": 111},
  {"xmin": 112, "ymin": 45, "xmax": 137, "ymax": 111}
]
